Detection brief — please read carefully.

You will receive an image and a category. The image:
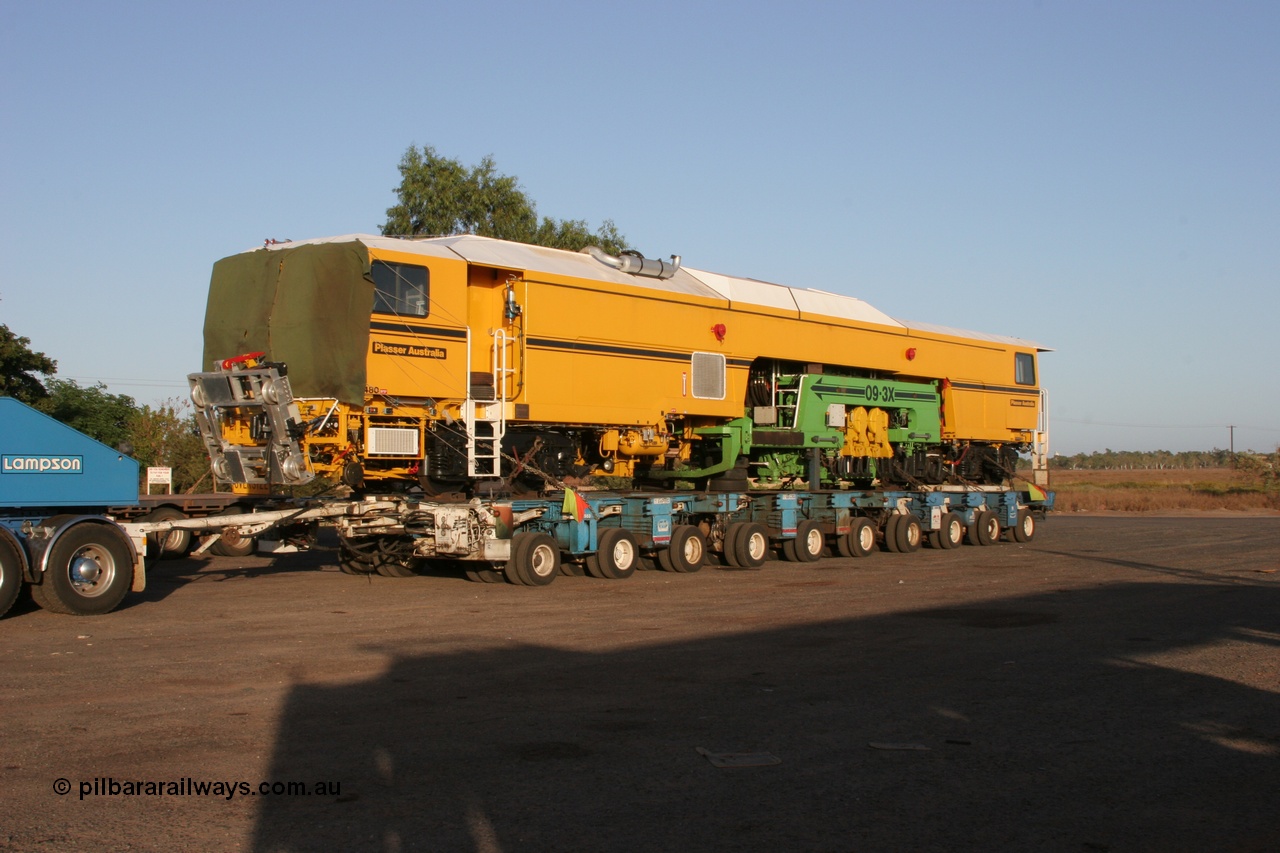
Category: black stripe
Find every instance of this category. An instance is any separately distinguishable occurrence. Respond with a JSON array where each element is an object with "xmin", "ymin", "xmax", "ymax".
[
  {"xmin": 370, "ymin": 321, "xmax": 467, "ymax": 339},
  {"xmin": 950, "ymin": 381, "xmax": 1039, "ymax": 396},
  {"xmin": 529, "ymin": 336, "xmax": 751, "ymax": 367}
]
